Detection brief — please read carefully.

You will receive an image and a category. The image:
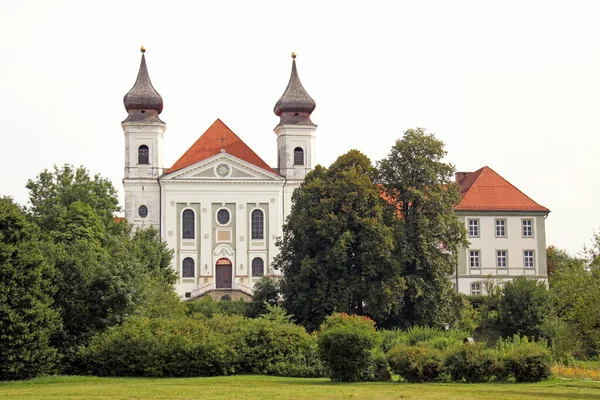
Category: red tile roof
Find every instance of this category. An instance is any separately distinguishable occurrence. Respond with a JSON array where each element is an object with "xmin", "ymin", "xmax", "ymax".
[
  {"xmin": 166, "ymin": 119, "xmax": 278, "ymax": 175},
  {"xmin": 455, "ymin": 166, "xmax": 549, "ymax": 212}
]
